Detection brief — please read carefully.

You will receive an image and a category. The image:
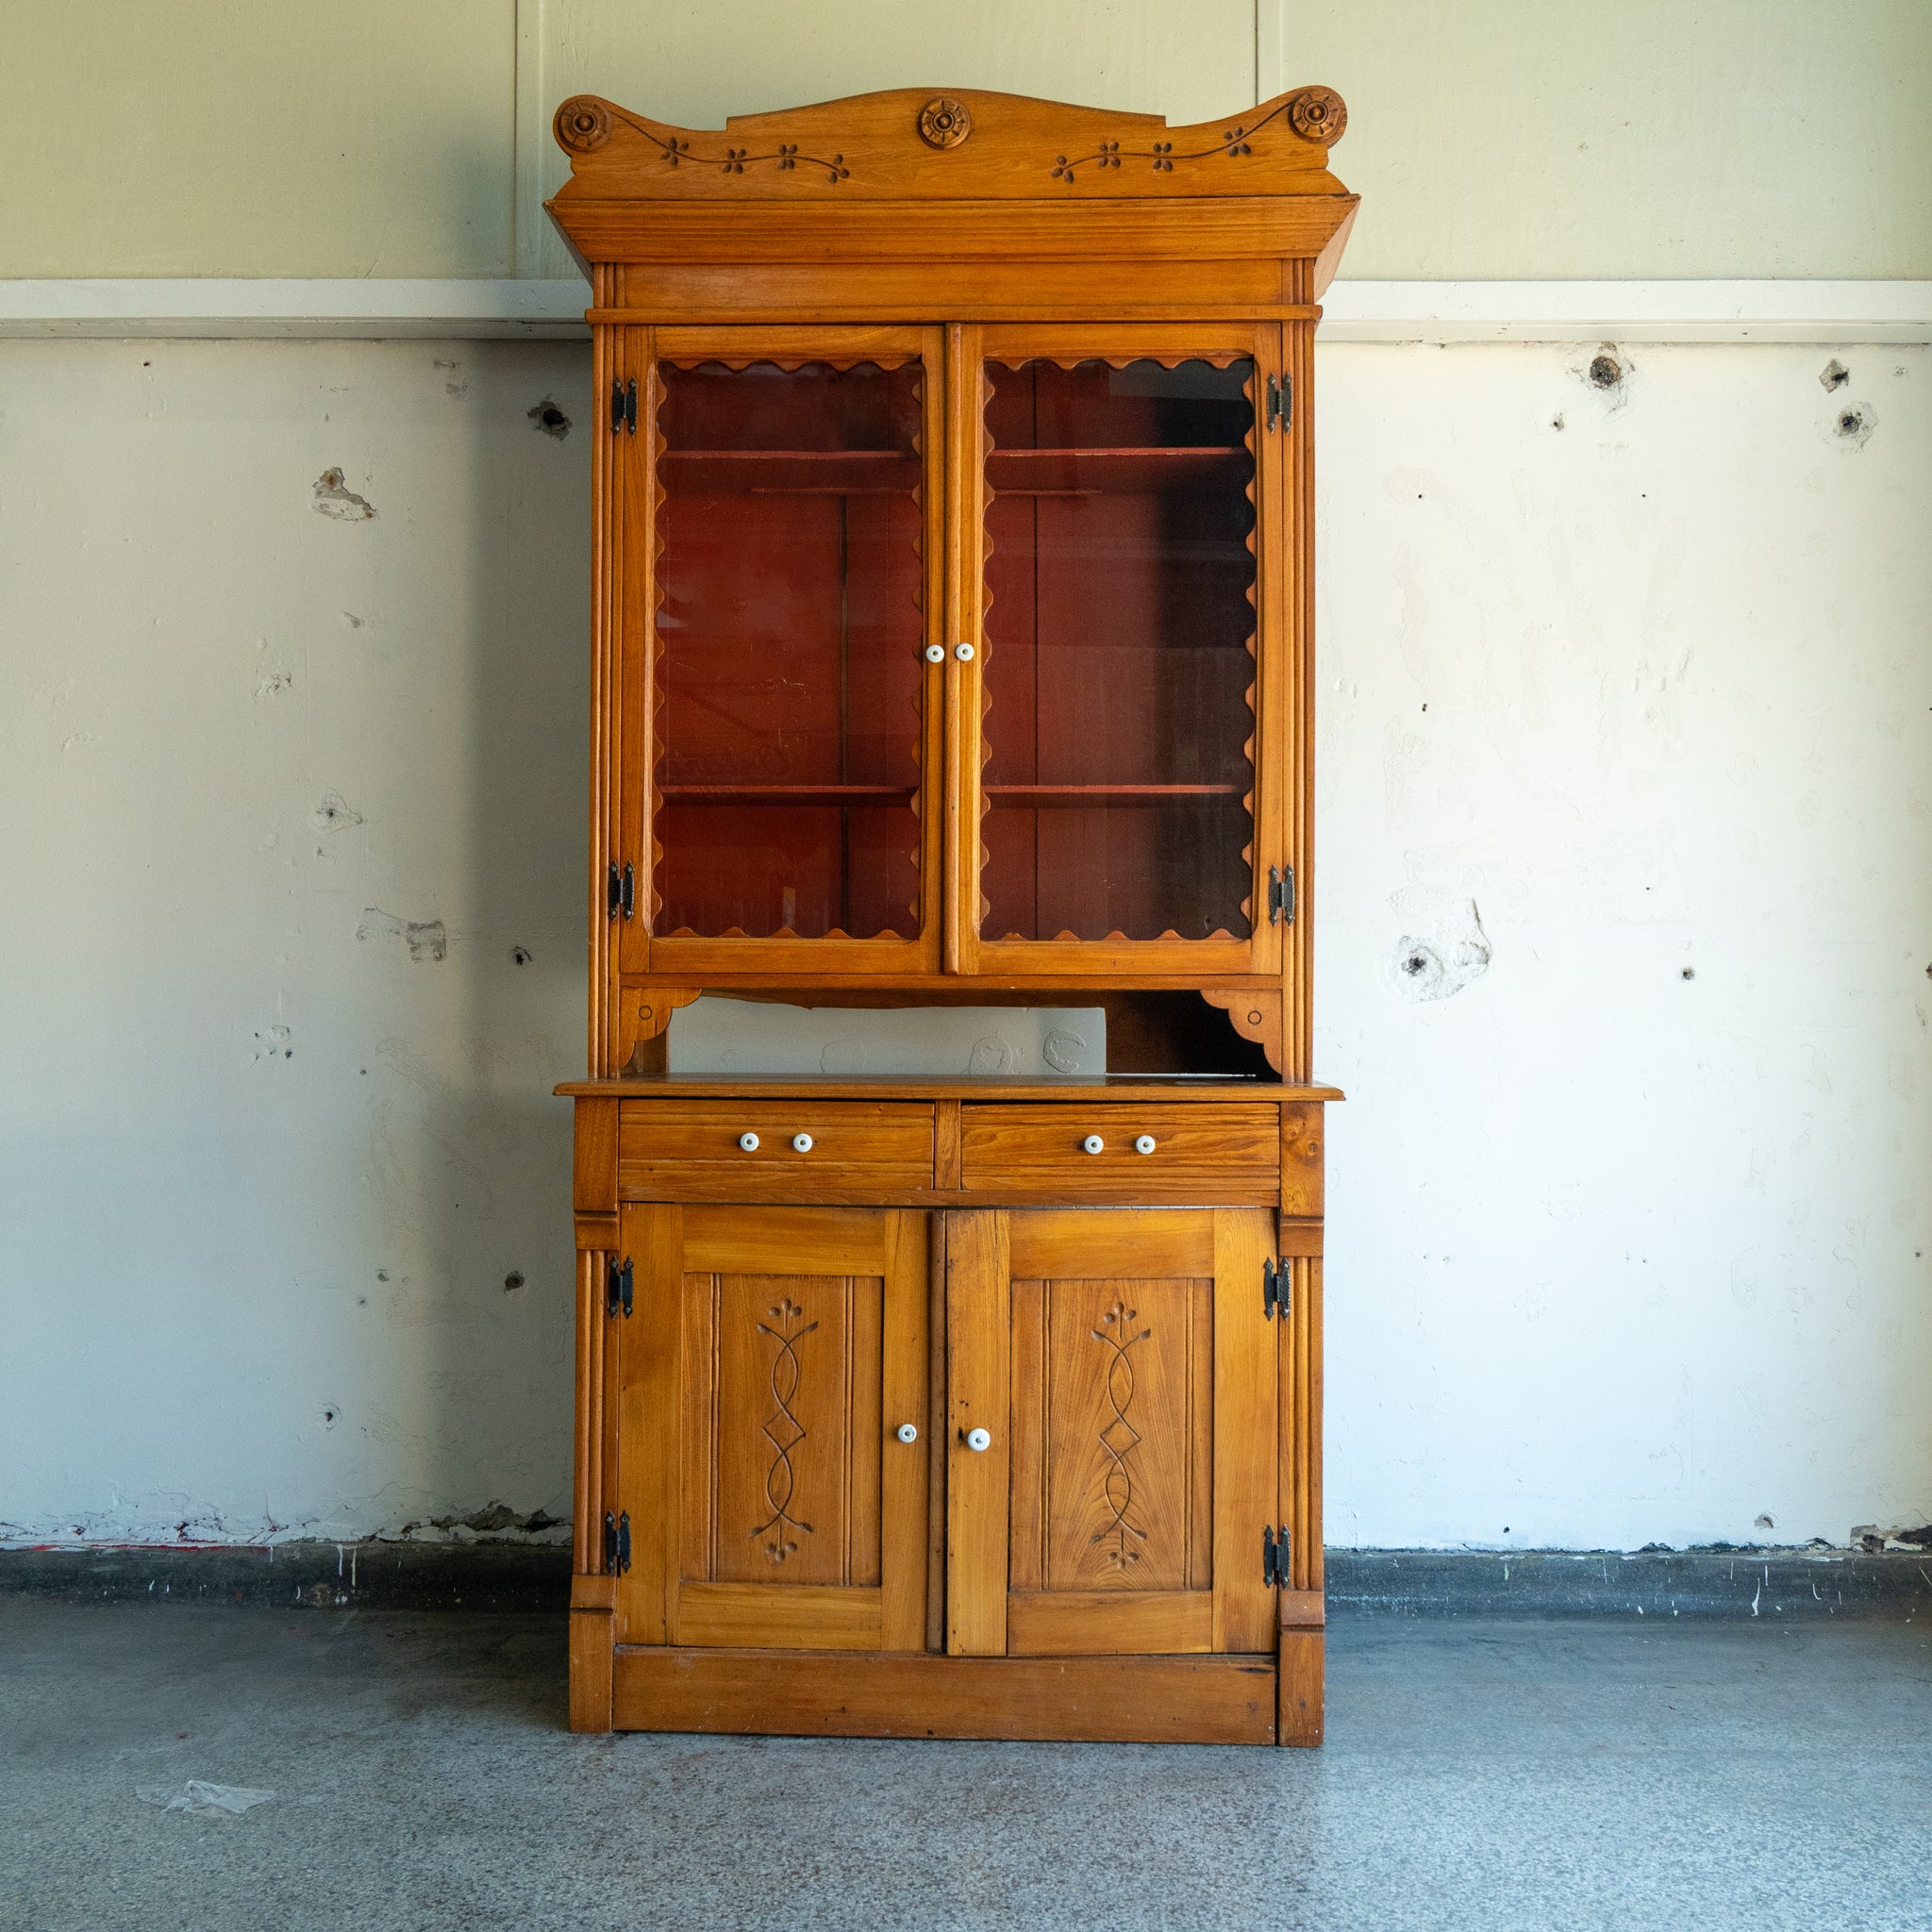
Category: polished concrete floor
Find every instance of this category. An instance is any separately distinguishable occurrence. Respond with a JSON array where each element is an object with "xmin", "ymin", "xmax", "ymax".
[{"xmin": 6, "ymin": 1602, "xmax": 1928, "ymax": 1932}]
